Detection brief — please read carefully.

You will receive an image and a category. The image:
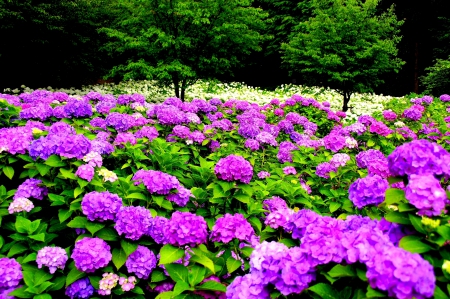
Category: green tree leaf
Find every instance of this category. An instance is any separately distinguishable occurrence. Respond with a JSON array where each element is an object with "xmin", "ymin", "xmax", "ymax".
[
  {"xmin": 165, "ymin": 264, "xmax": 189, "ymax": 283},
  {"xmin": 159, "ymin": 244, "xmax": 185, "ymax": 265}
]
